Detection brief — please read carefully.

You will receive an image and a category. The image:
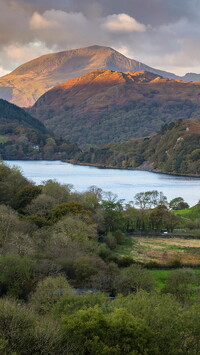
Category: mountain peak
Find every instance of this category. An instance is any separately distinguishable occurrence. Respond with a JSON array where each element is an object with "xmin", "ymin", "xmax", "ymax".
[
  {"xmin": 29, "ymin": 68, "xmax": 200, "ymax": 147},
  {"xmin": 0, "ymin": 44, "xmax": 199, "ymax": 107}
]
